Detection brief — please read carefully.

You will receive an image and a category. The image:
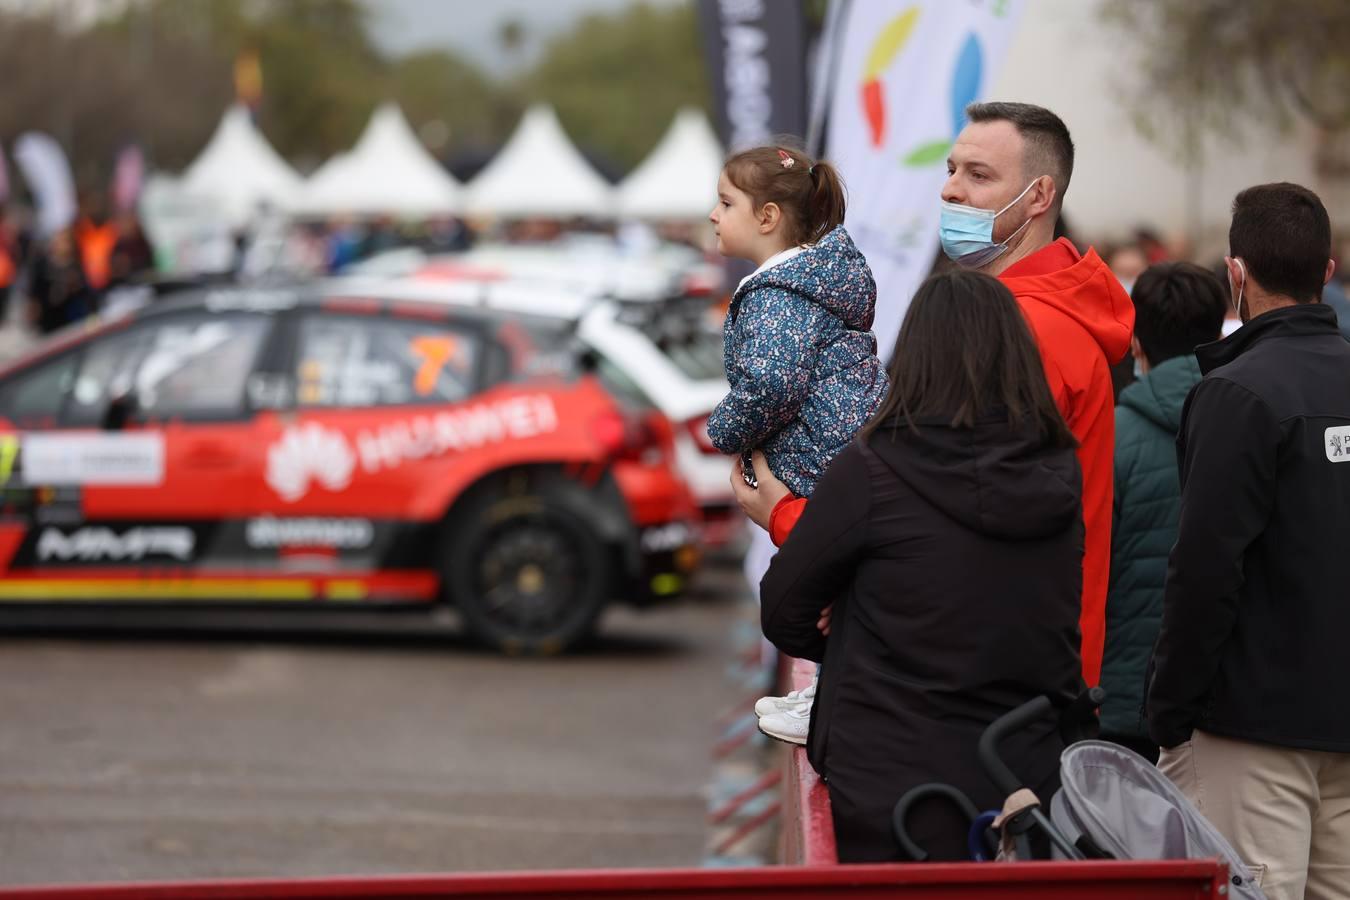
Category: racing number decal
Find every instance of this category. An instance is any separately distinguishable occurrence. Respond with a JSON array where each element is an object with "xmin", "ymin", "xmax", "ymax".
[{"xmin": 409, "ymin": 335, "xmax": 461, "ymax": 397}]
